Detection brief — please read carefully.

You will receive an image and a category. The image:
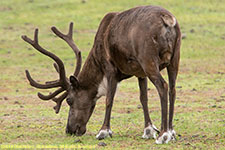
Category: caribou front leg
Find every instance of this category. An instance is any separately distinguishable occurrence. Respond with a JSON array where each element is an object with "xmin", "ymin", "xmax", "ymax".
[
  {"xmin": 96, "ymin": 75, "xmax": 117, "ymax": 140},
  {"xmin": 138, "ymin": 77, "xmax": 159, "ymax": 139}
]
